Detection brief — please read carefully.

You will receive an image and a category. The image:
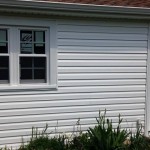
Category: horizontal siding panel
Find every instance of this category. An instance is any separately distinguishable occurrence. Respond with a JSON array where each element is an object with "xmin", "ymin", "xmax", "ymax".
[
  {"xmin": 0, "ymin": 104, "xmax": 144, "ymax": 118},
  {"xmin": 0, "ymin": 120, "xmax": 144, "ymax": 139},
  {"xmin": 58, "ymin": 32, "xmax": 147, "ymax": 41},
  {"xmin": 0, "ymin": 137, "xmax": 26, "ymax": 147},
  {"xmin": 58, "ymin": 53, "xmax": 147, "ymax": 60},
  {"xmin": 58, "ymin": 79, "xmax": 146, "ymax": 87},
  {"xmin": 58, "ymin": 25, "xmax": 148, "ymax": 34},
  {"xmin": 0, "ymin": 91, "xmax": 145, "ymax": 102},
  {"xmin": 0, "ymin": 126, "xmax": 143, "ymax": 147},
  {"xmin": 58, "ymin": 39, "xmax": 147, "ymax": 47},
  {"xmin": 0, "ymin": 109, "xmax": 144, "ymax": 124},
  {"xmin": 0, "ymin": 88, "xmax": 146, "ymax": 97},
  {"xmin": 58, "ymin": 47, "xmax": 147, "ymax": 54},
  {"xmin": 0, "ymin": 19, "xmax": 148, "ymax": 148},
  {"xmin": 0, "ymin": 115, "xmax": 144, "ymax": 131},
  {"xmin": 58, "ymin": 67, "xmax": 146, "ymax": 73},
  {"xmin": 58, "ymin": 60, "xmax": 146, "ymax": 67},
  {"xmin": 0, "ymin": 122, "xmax": 142, "ymax": 142},
  {"xmin": 0, "ymin": 97, "xmax": 144, "ymax": 111},
  {"xmin": 59, "ymin": 73, "xmax": 146, "ymax": 80},
  {"xmin": 0, "ymin": 143, "xmax": 22, "ymax": 150},
  {"xmin": 57, "ymin": 86, "xmax": 145, "ymax": 93}
]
